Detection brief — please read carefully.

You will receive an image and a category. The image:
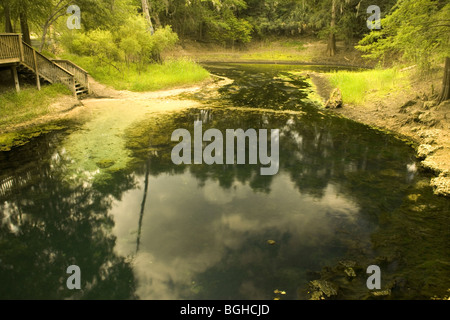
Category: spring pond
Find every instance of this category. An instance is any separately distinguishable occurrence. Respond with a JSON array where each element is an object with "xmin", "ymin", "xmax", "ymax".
[{"xmin": 0, "ymin": 63, "xmax": 448, "ymax": 300}]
